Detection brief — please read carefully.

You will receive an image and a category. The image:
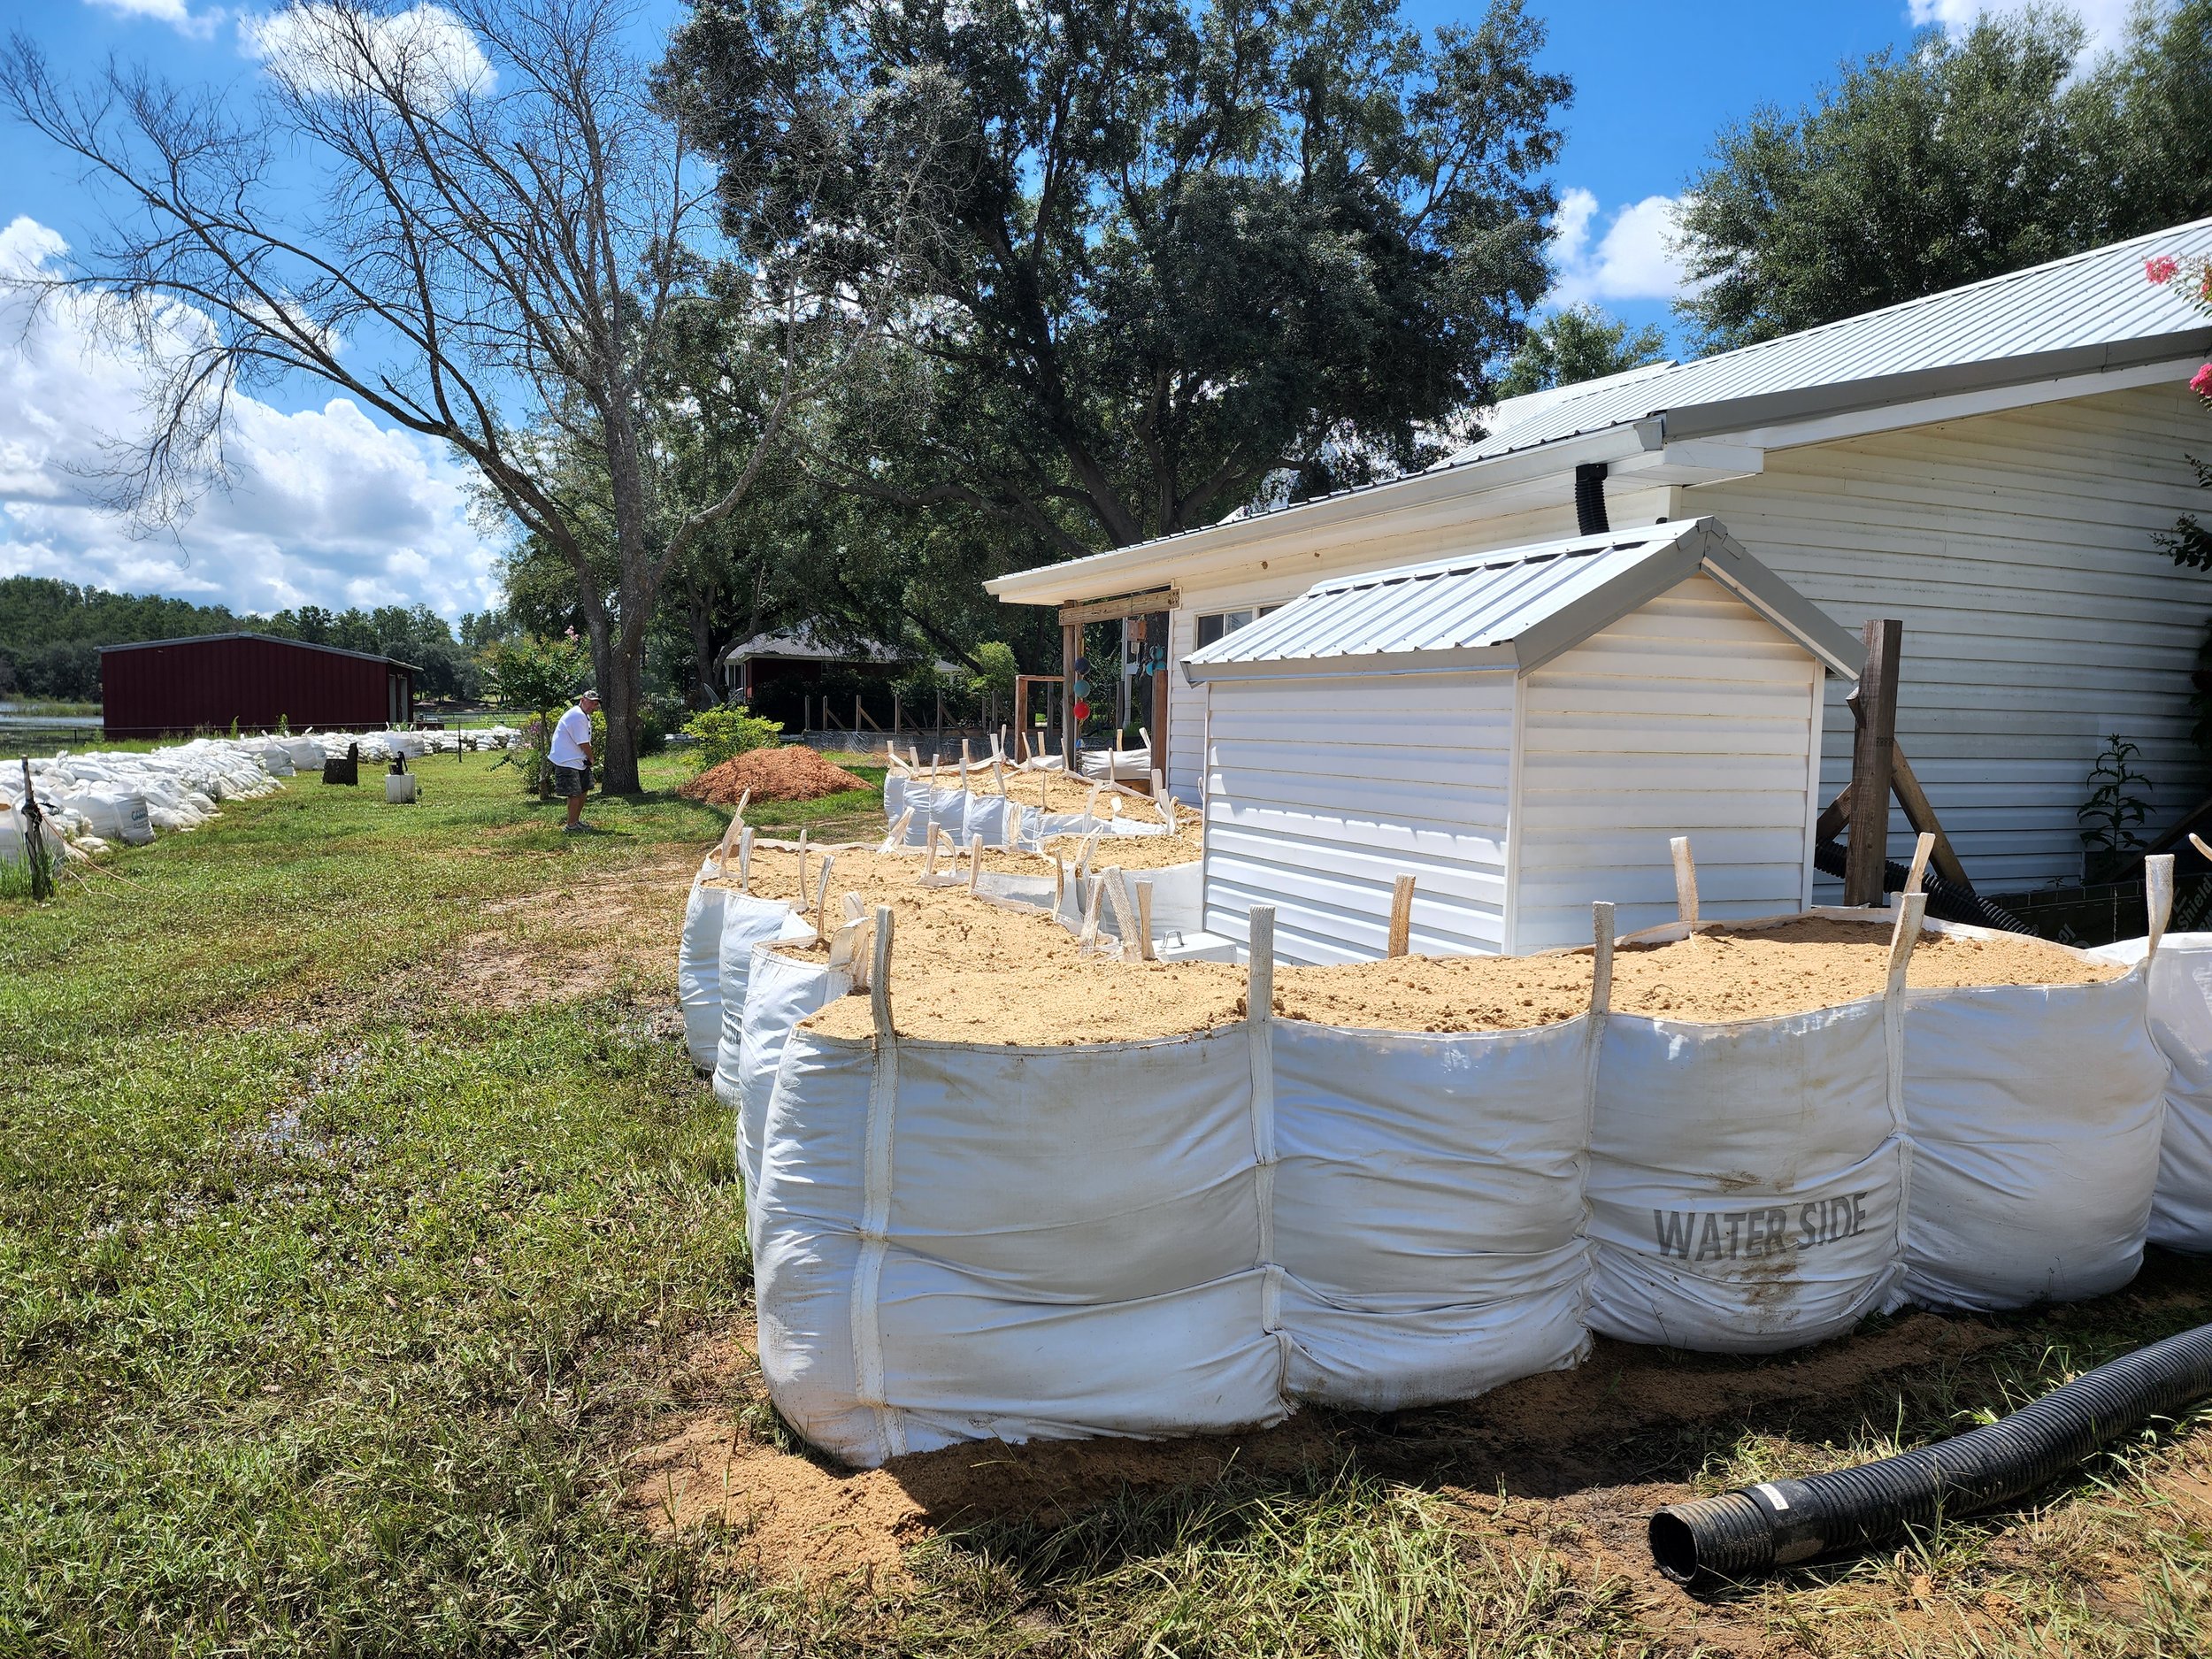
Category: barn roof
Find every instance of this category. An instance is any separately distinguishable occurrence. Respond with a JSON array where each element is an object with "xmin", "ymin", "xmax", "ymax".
[
  {"xmin": 96, "ymin": 631, "xmax": 416, "ymax": 671},
  {"xmin": 1179, "ymin": 517, "xmax": 1860, "ymax": 683}
]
